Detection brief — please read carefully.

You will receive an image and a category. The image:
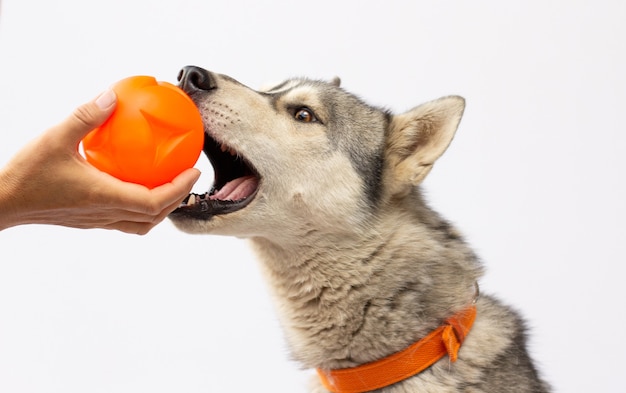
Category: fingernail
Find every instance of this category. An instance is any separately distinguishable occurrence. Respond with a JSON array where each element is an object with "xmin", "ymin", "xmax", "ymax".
[{"xmin": 95, "ymin": 89, "xmax": 116, "ymax": 110}]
